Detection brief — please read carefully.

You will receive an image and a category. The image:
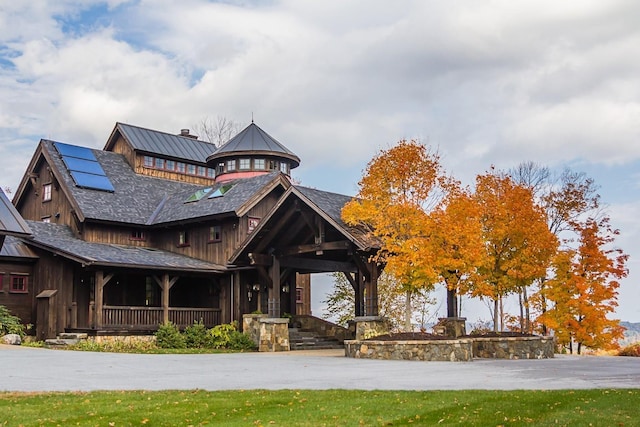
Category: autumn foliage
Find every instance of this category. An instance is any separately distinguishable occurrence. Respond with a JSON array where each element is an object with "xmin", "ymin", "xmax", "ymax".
[{"xmin": 342, "ymin": 140, "xmax": 628, "ymax": 352}]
